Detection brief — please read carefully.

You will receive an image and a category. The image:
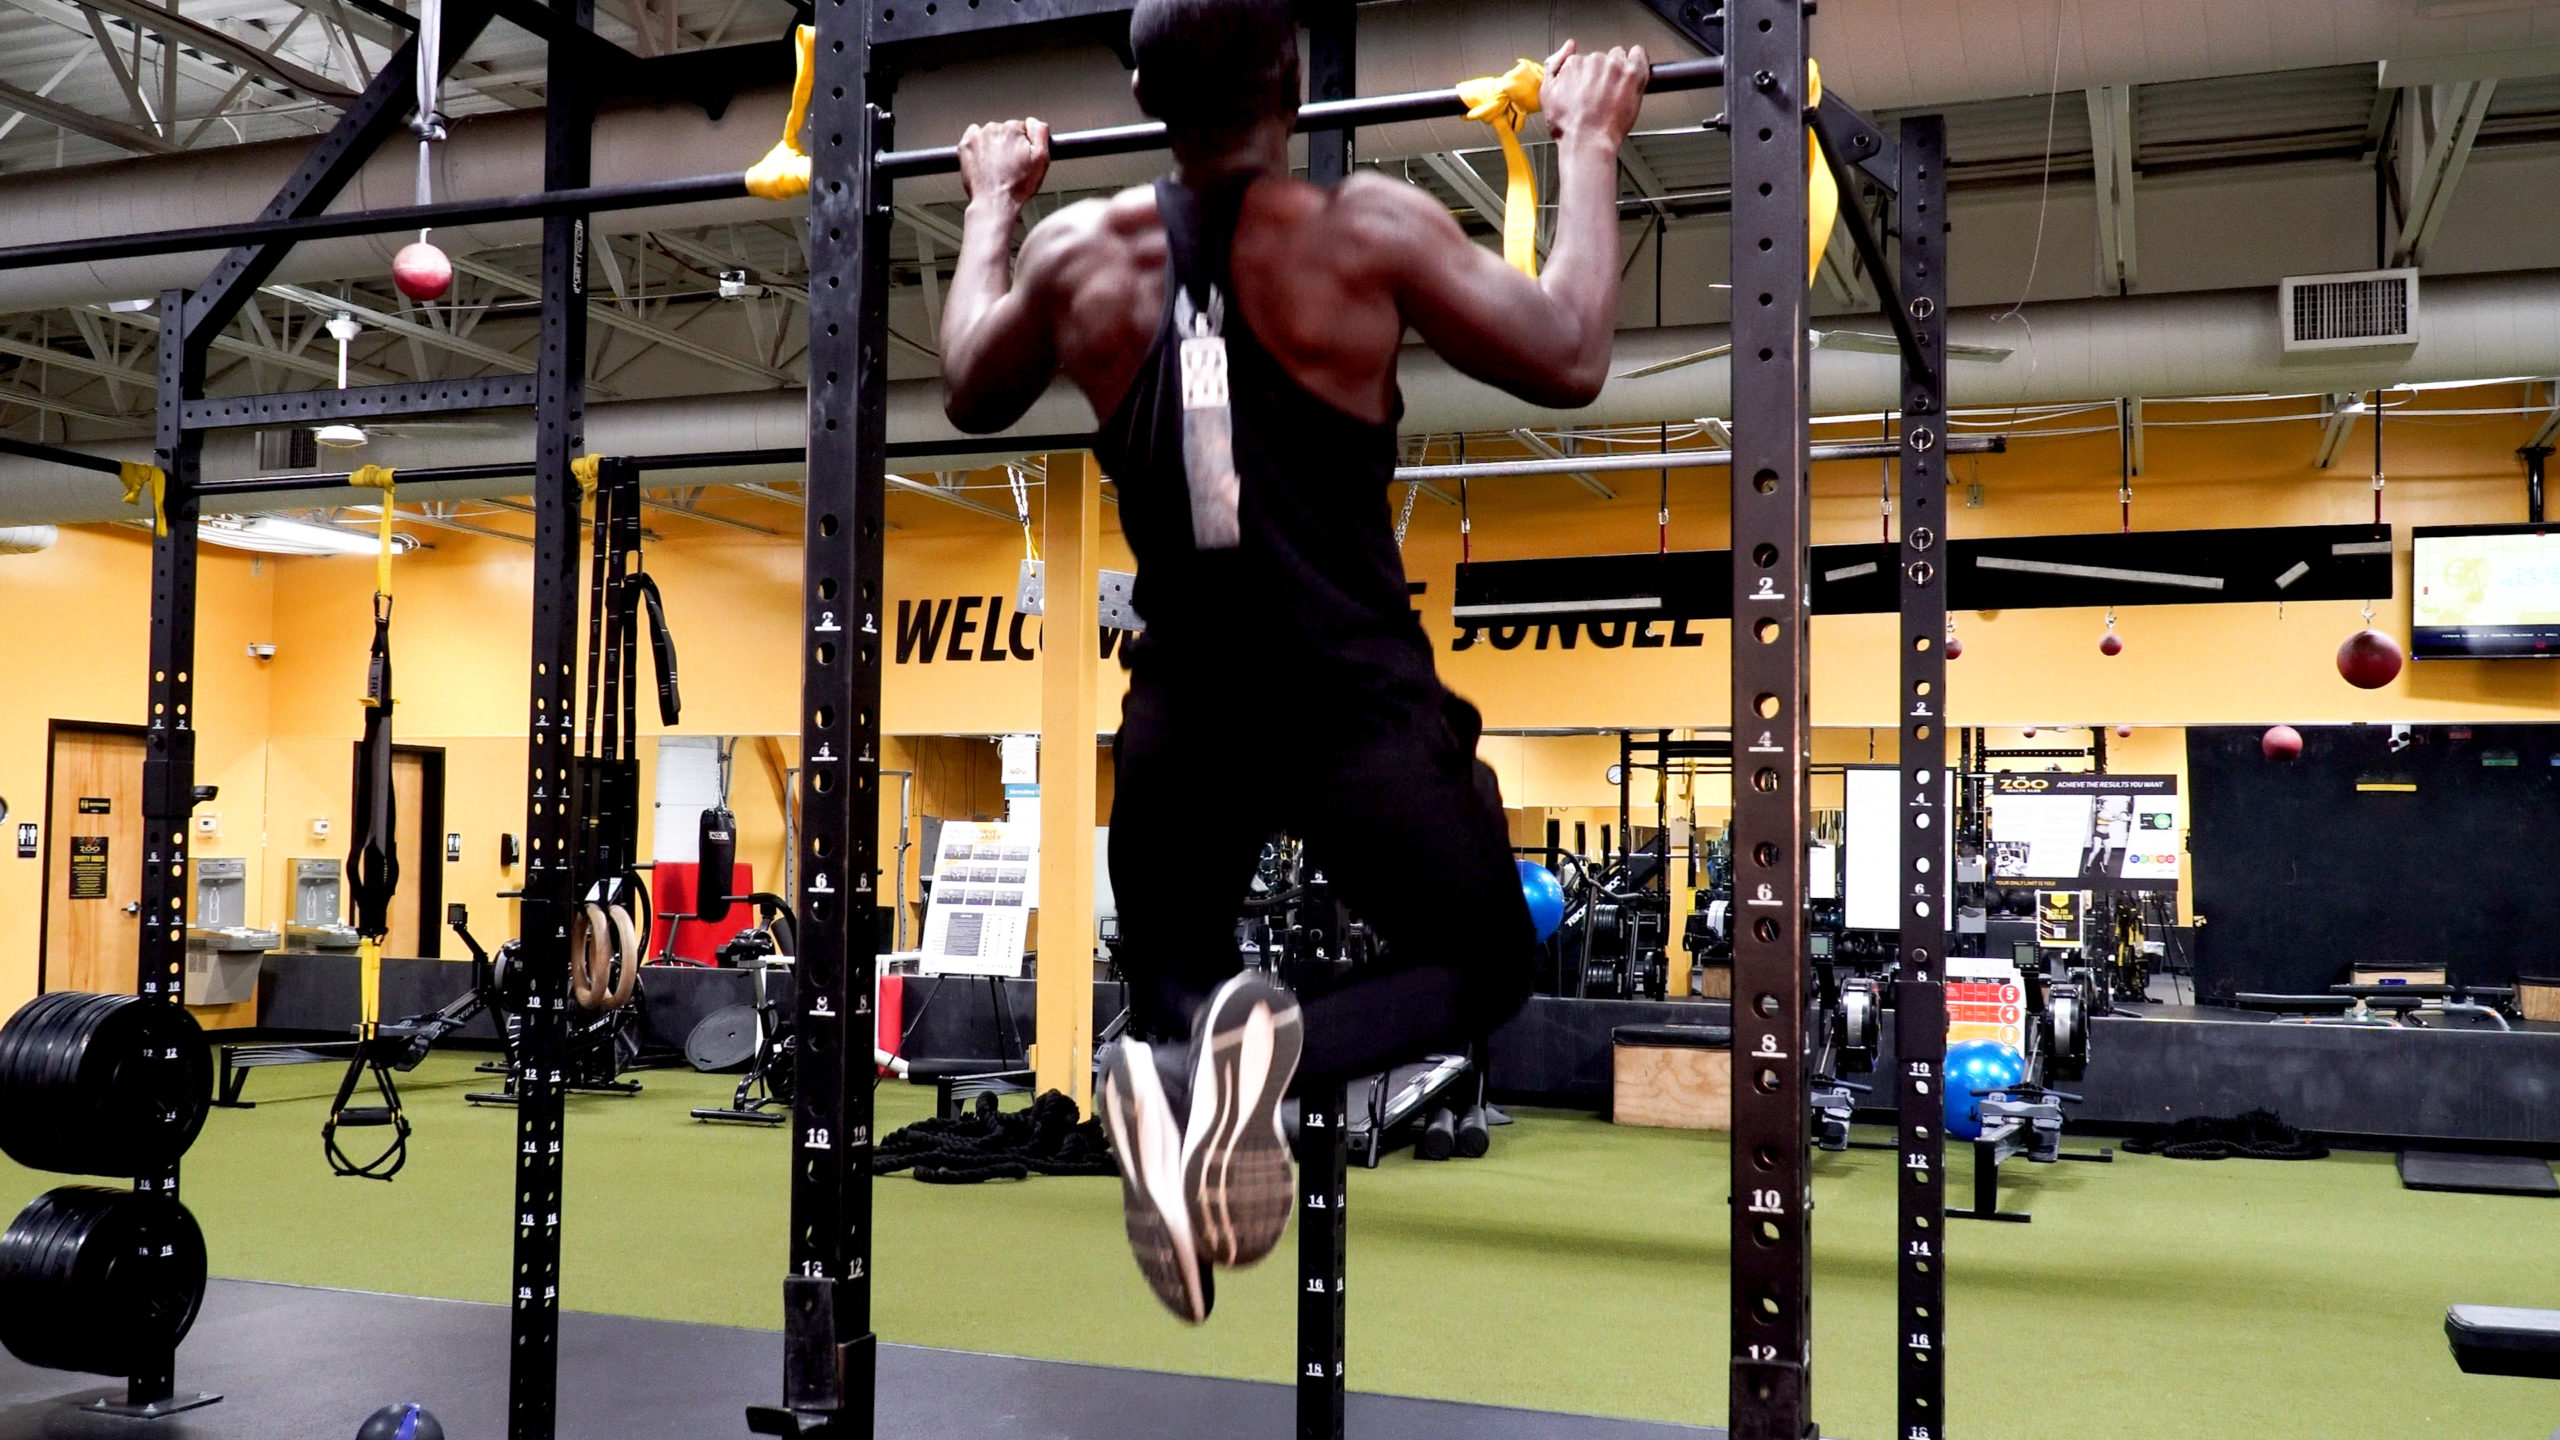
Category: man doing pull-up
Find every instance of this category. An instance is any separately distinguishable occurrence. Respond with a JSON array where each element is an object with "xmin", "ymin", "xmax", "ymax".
[{"xmin": 939, "ymin": 0, "xmax": 1647, "ymax": 1323}]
